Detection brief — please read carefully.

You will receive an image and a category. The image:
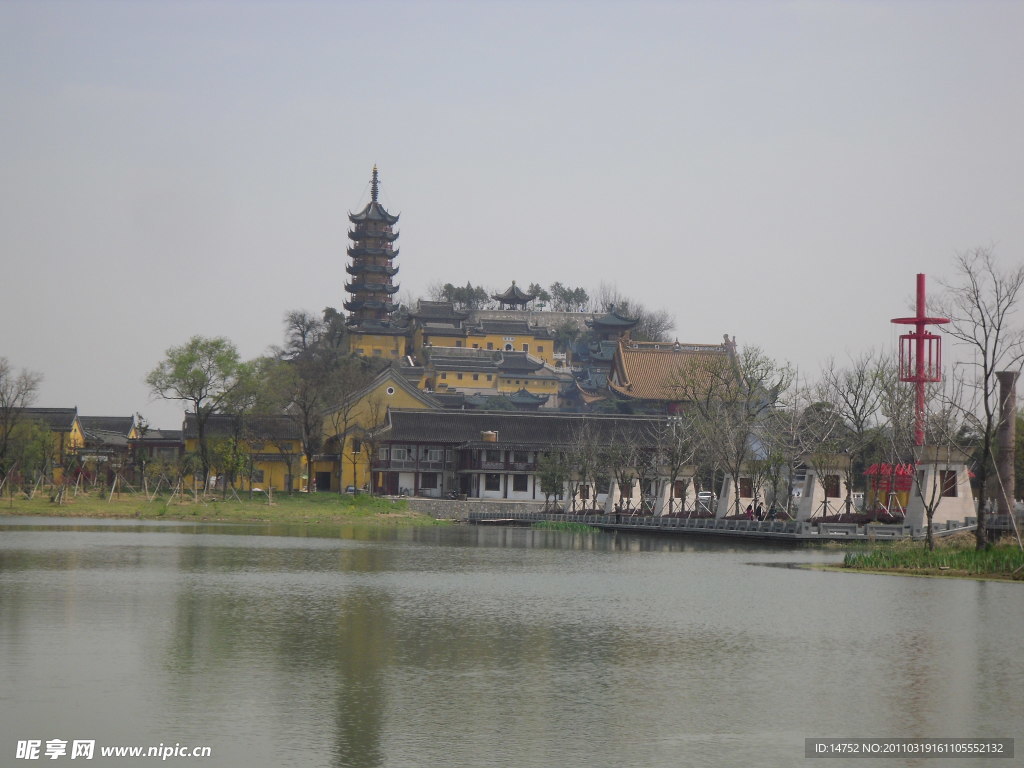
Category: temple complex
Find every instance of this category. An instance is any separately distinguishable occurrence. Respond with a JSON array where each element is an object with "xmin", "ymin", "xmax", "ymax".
[{"xmin": 339, "ymin": 167, "xmax": 731, "ymax": 414}]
